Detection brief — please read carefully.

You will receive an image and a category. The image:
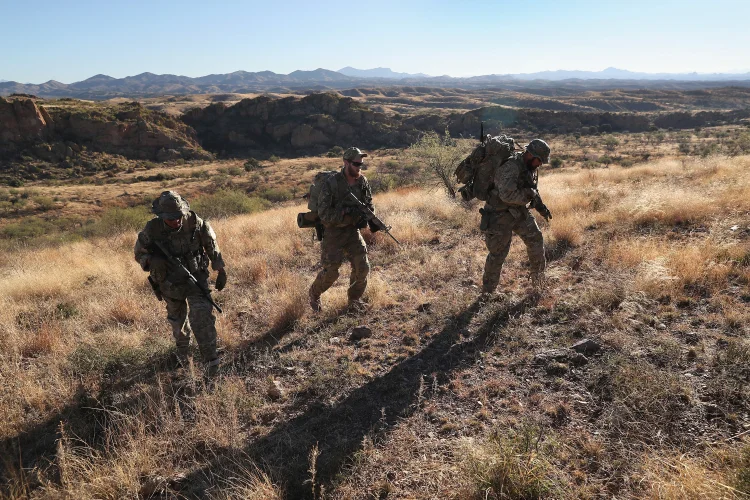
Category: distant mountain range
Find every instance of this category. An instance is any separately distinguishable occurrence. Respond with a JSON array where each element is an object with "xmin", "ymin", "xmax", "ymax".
[
  {"xmin": 511, "ymin": 67, "xmax": 750, "ymax": 81},
  {"xmin": 3, "ymin": 67, "xmax": 750, "ymax": 99},
  {"xmin": 338, "ymin": 67, "xmax": 431, "ymax": 79}
]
